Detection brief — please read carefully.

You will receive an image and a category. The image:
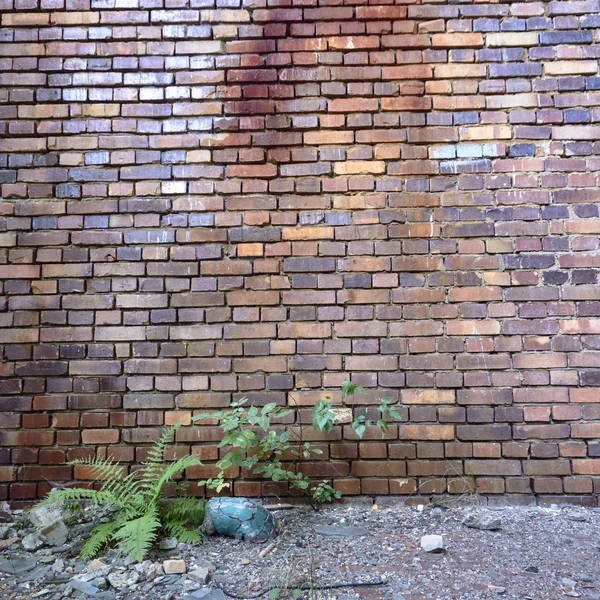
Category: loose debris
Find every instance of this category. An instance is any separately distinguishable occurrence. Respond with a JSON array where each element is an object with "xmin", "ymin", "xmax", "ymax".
[{"xmin": 0, "ymin": 501, "xmax": 599, "ymax": 599}]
